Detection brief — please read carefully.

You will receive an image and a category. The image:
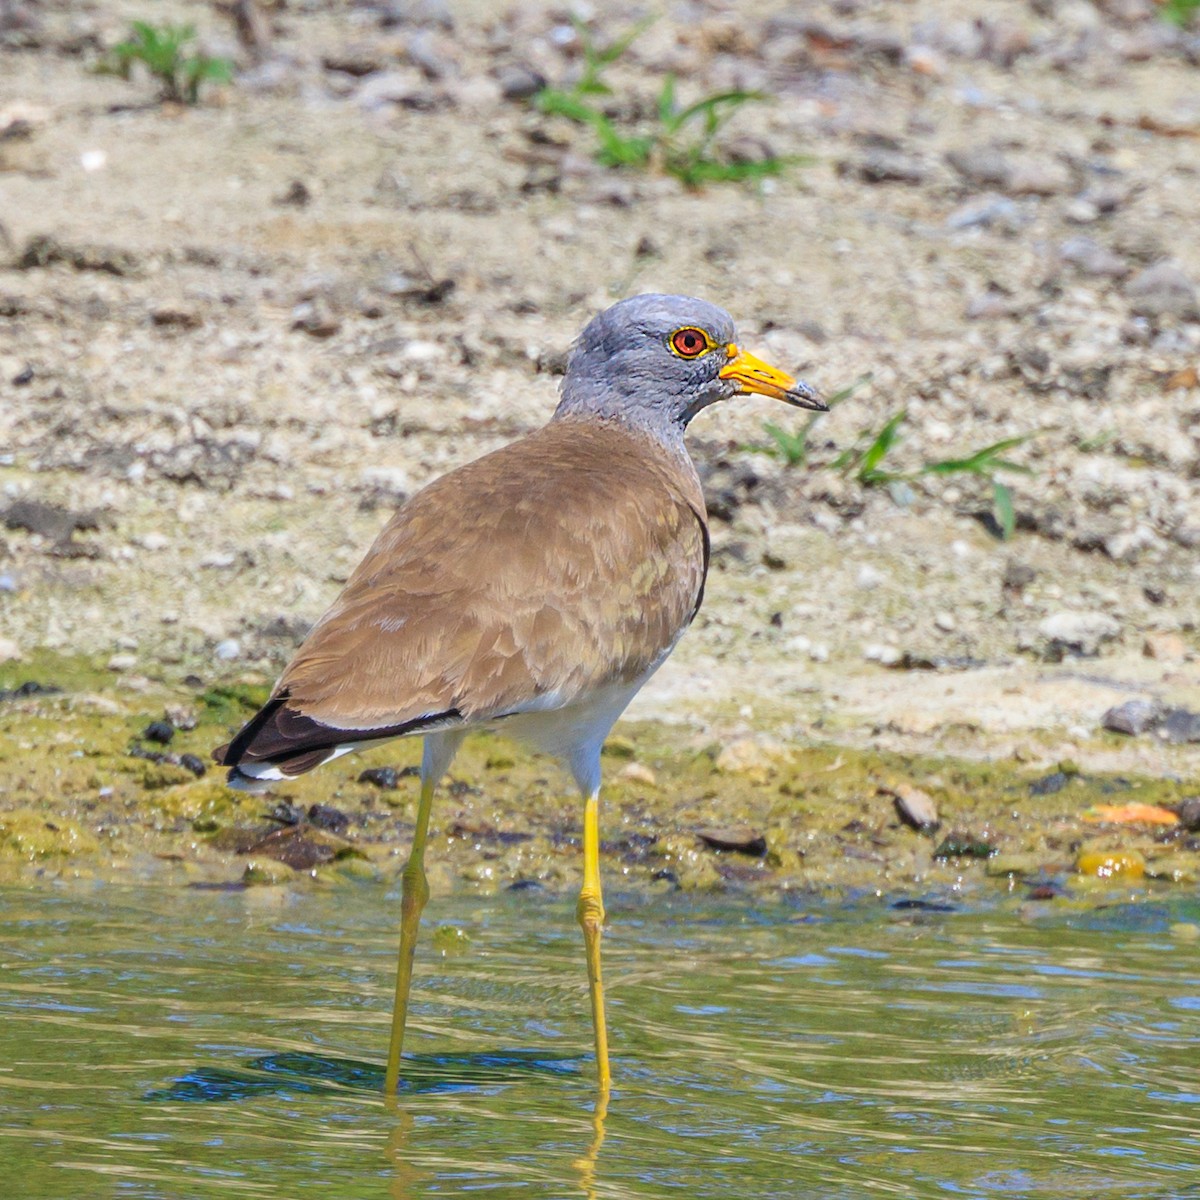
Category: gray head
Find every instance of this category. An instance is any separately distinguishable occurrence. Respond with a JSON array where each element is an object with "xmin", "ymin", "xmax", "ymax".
[{"xmin": 555, "ymin": 294, "xmax": 824, "ymax": 437}]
